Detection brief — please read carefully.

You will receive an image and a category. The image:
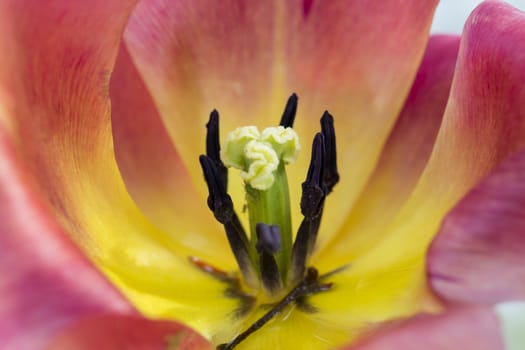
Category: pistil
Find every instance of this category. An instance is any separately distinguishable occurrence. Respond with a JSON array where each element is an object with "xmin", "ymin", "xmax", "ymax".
[{"xmin": 222, "ymin": 124, "xmax": 299, "ymax": 281}]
